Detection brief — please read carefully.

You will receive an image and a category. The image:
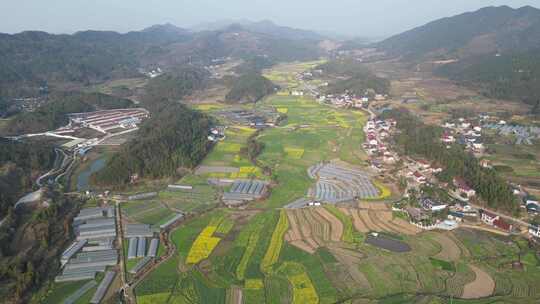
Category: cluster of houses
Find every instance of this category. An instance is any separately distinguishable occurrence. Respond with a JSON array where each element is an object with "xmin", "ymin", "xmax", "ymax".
[
  {"xmin": 317, "ymin": 93, "xmax": 386, "ymax": 109},
  {"xmin": 483, "ymin": 123, "xmax": 540, "ymax": 145},
  {"xmin": 441, "ymin": 117, "xmax": 485, "ymax": 154},
  {"xmin": 363, "ymin": 118, "xmax": 400, "ymax": 171}
]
